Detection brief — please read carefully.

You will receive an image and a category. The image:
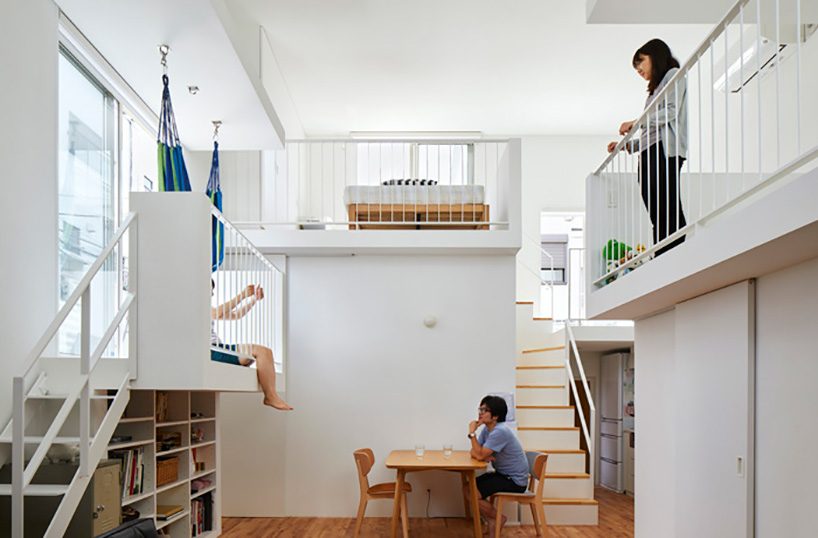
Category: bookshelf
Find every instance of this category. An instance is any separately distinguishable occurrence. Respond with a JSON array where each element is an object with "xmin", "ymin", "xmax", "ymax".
[{"xmin": 108, "ymin": 390, "xmax": 220, "ymax": 537}]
